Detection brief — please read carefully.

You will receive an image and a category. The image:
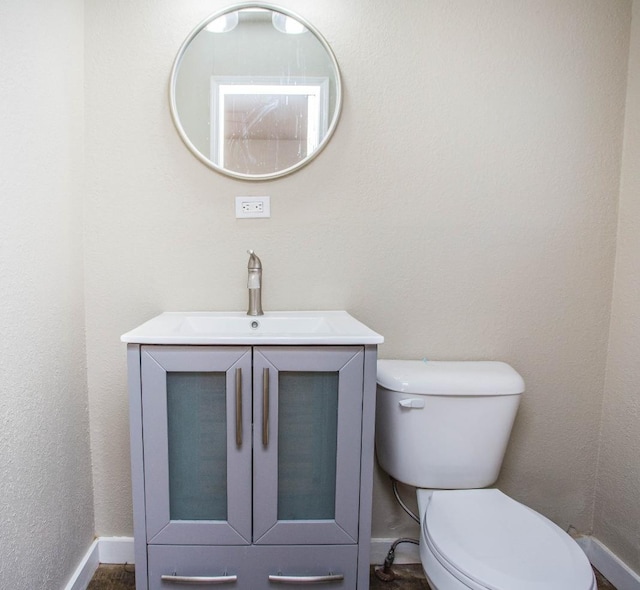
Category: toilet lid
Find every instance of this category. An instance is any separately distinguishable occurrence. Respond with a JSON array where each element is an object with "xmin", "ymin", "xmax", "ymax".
[{"xmin": 423, "ymin": 489, "xmax": 594, "ymax": 590}]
